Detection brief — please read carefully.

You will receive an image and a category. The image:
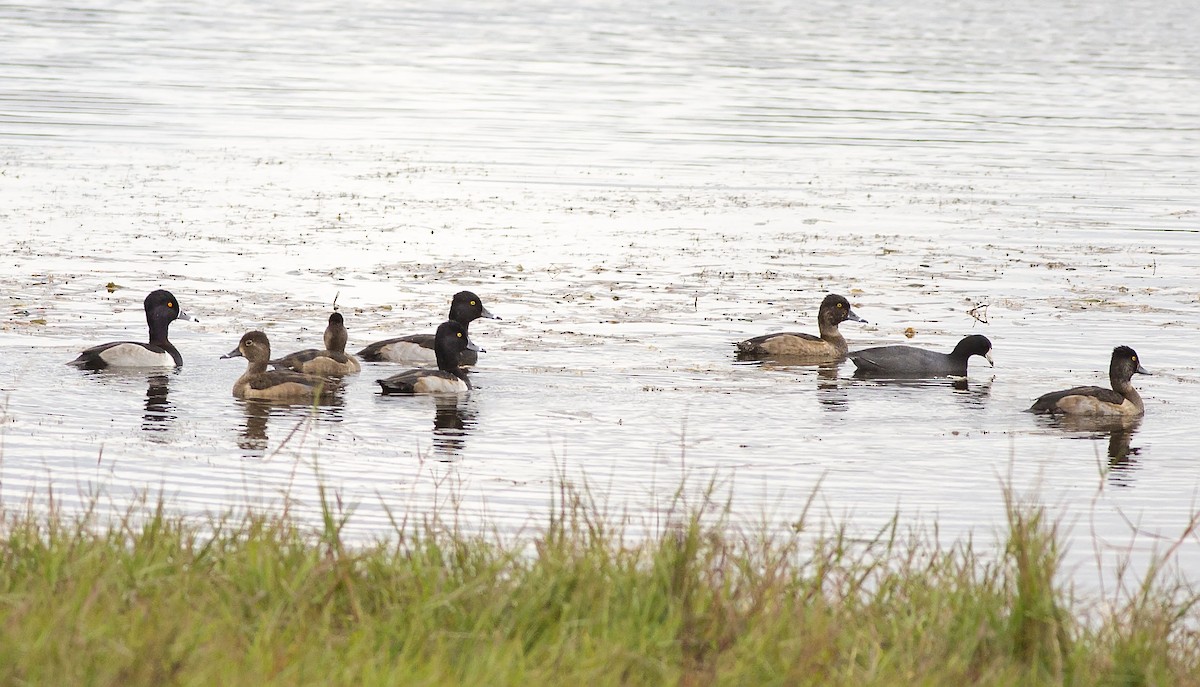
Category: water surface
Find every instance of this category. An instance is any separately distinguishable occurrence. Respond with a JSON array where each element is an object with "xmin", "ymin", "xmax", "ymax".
[{"xmin": 2, "ymin": 0, "xmax": 1198, "ymax": 588}]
